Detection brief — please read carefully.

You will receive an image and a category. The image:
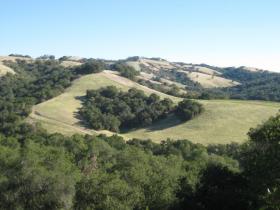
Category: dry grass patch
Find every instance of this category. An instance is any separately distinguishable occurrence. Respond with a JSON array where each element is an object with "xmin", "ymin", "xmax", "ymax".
[
  {"xmin": 0, "ymin": 62, "xmax": 15, "ymax": 76},
  {"xmin": 186, "ymin": 72, "xmax": 239, "ymax": 88},
  {"xmin": 195, "ymin": 66, "xmax": 221, "ymax": 75},
  {"xmin": 60, "ymin": 61, "xmax": 82, "ymax": 68}
]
